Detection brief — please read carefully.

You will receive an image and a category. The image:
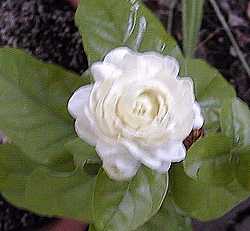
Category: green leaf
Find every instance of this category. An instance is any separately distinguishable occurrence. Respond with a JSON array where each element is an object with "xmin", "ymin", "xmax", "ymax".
[
  {"xmin": 180, "ymin": 59, "xmax": 236, "ymax": 133},
  {"xmin": 184, "ymin": 134, "xmax": 234, "ymax": 186},
  {"xmin": 234, "ymin": 146, "xmax": 250, "ymax": 191},
  {"xmin": 0, "ymin": 144, "xmax": 37, "ymax": 208},
  {"xmin": 0, "ymin": 48, "xmax": 89, "ymax": 164},
  {"xmin": 0, "ymin": 143, "xmax": 95, "ymax": 221},
  {"xmin": 181, "ymin": 59, "xmax": 235, "ymax": 101},
  {"xmin": 89, "ymin": 225, "xmax": 98, "ymax": 231},
  {"xmin": 171, "ymin": 164, "xmax": 249, "ymax": 221},
  {"xmin": 182, "ymin": 0, "xmax": 205, "ymax": 57},
  {"xmin": 221, "ymin": 98, "xmax": 250, "ymax": 146},
  {"xmin": 25, "ymin": 166, "xmax": 96, "ymax": 222},
  {"xmin": 135, "ymin": 197, "xmax": 192, "ymax": 231},
  {"xmin": 64, "ymin": 138, "xmax": 100, "ymax": 165},
  {"xmin": 93, "ymin": 167, "xmax": 168, "ymax": 231},
  {"xmin": 75, "ymin": 0, "xmax": 183, "ymax": 64}
]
